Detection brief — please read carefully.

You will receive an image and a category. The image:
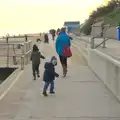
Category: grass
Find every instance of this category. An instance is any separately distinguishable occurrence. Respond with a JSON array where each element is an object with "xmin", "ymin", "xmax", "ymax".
[{"xmin": 104, "ymin": 8, "xmax": 120, "ymax": 25}]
